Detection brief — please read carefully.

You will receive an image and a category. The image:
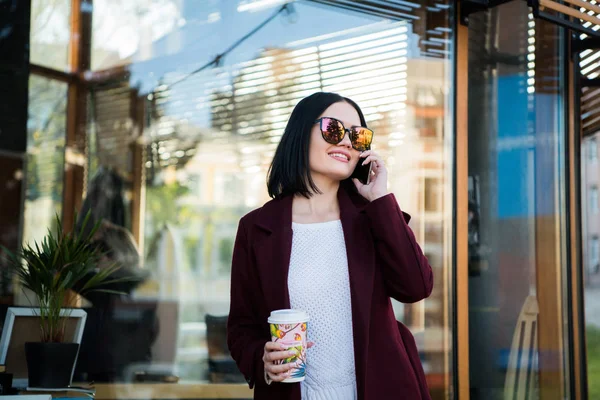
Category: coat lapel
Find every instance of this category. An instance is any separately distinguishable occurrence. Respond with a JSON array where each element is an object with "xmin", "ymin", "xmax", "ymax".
[{"xmin": 252, "ymin": 195, "xmax": 293, "ymax": 312}]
